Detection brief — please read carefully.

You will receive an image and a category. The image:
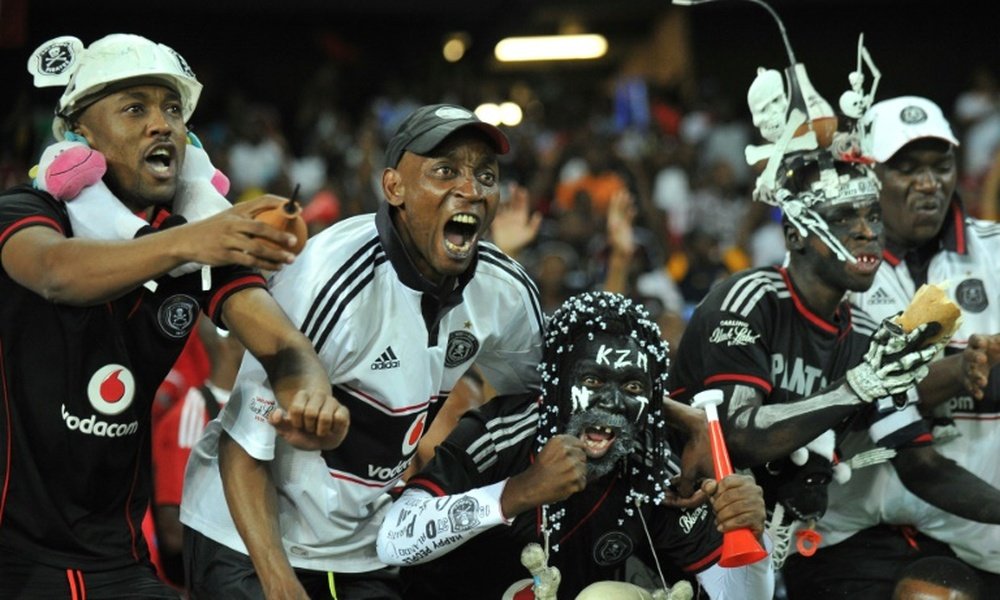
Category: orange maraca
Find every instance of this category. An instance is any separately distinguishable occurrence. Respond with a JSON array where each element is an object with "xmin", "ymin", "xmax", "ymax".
[{"xmin": 253, "ymin": 189, "xmax": 307, "ymax": 255}]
